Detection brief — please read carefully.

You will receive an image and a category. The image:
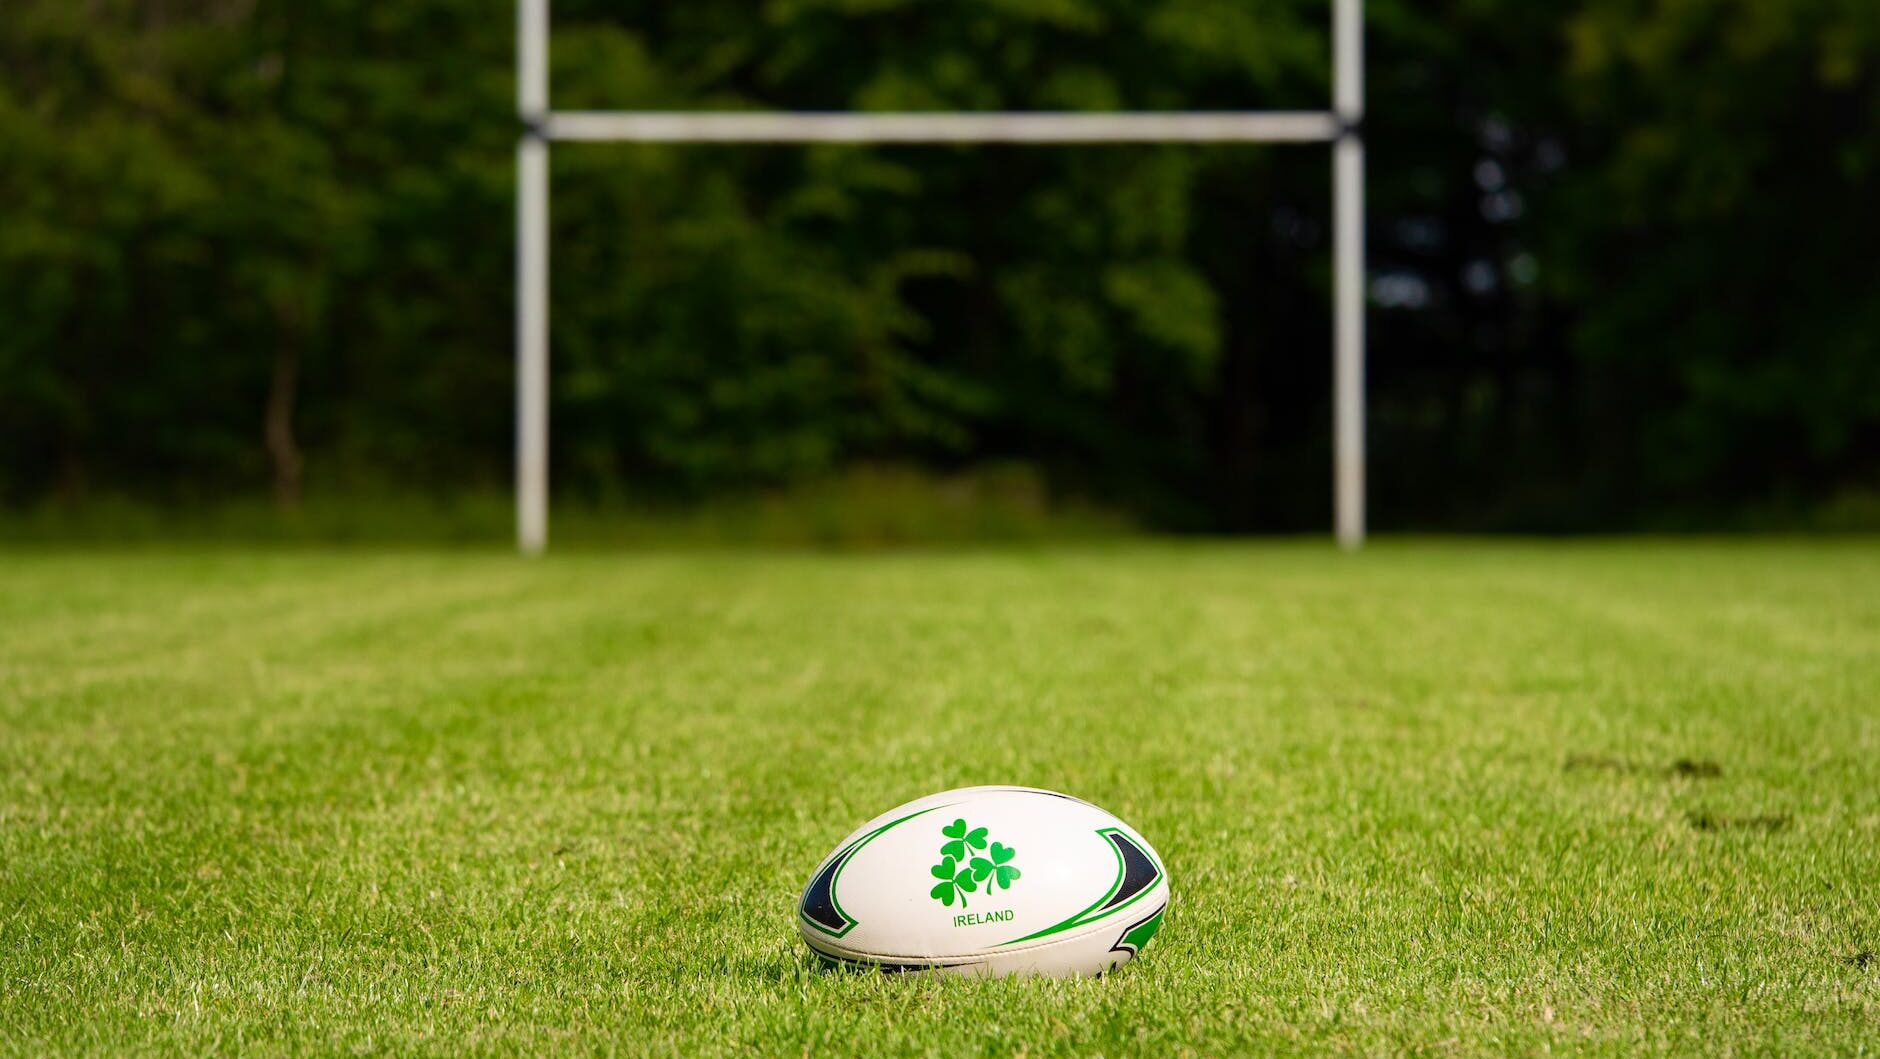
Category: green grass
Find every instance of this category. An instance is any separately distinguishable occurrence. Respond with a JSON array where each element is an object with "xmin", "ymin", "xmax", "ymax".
[
  {"xmin": 2, "ymin": 540, "xmax": 1877, "ymax": 1056},
  {"xmin": 0, "ymin": 464, "xmax": 1131, "ymax": 548}
]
